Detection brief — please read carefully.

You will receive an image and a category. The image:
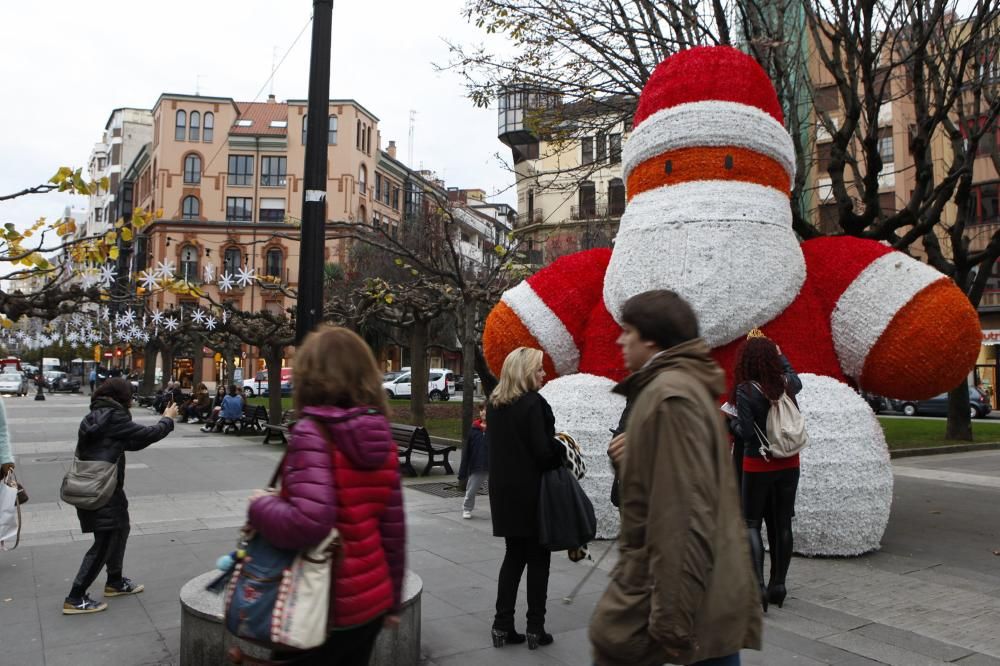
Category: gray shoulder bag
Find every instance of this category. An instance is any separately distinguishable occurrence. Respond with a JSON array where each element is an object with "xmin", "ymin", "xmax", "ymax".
[{"xmin": 60, "ymin": 444, "xmax": 119, "ymax": 510}]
